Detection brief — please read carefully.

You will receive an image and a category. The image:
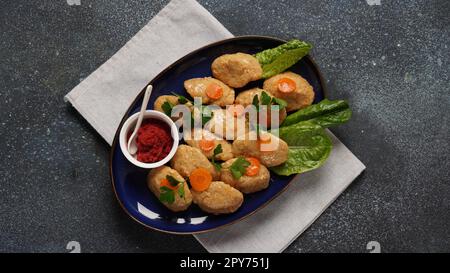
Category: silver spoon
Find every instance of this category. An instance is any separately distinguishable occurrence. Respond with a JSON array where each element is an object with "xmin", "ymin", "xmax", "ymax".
[{"xmin": 128, "ymin": 85, "xmax": 153, "ymax": 155}]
